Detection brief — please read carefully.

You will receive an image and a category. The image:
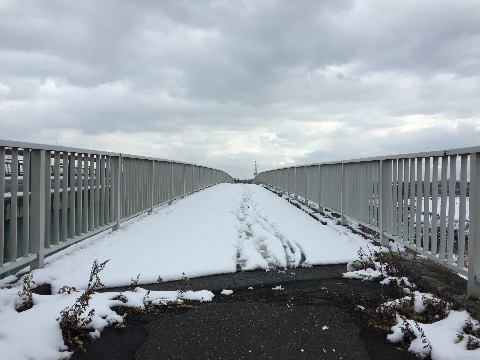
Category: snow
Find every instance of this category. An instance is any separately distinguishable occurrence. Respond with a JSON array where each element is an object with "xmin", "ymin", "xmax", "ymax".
[
  {"xmin": 388, "ymin": 311, "xmax": 480, "ymax": 360},
  {"xmin": 235, "ymin": 185, "xmax": 371, "ymax": 269},
  {"xmin": 0, "ymin": 275, "xmax": 18, "ymax": 287},
  {"xmin": 1, "ymin": 183, "xmax": 473, "ymax": 359},
  {"xmin": 389, "ymin": 241, "xmax": 405, "ymax": 254},
  {"xmin": 28, "ymin": 184, "xmax": 239, "ymax": 292},
  {"xmin": 1, "ymin": 184, "xmax": 374, "ymax": 359},
  {"xmin": 382, "ymin": 291, "xmax": 446, "ymax": 314},
  {"xmin": 0, "ymin": 287, "xmax": 214, "ymax": 360},
  {"xmin": 379, "ymin": 276, "xmax": 414, "ymax": 288},
  {"xmin": 221, "ymin": 289, "xmax": 233, "ymax": 295},
  {"xmin": 25, "ymin": 184, "xmax": 371, "ymax": 293},
  {"xmin": 343, "ymin": 241, "xmax": 480, "ymax": 359},
  {"xmin": 343, "ymin": 267, "xmax": 383, "ymax": 281}
]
